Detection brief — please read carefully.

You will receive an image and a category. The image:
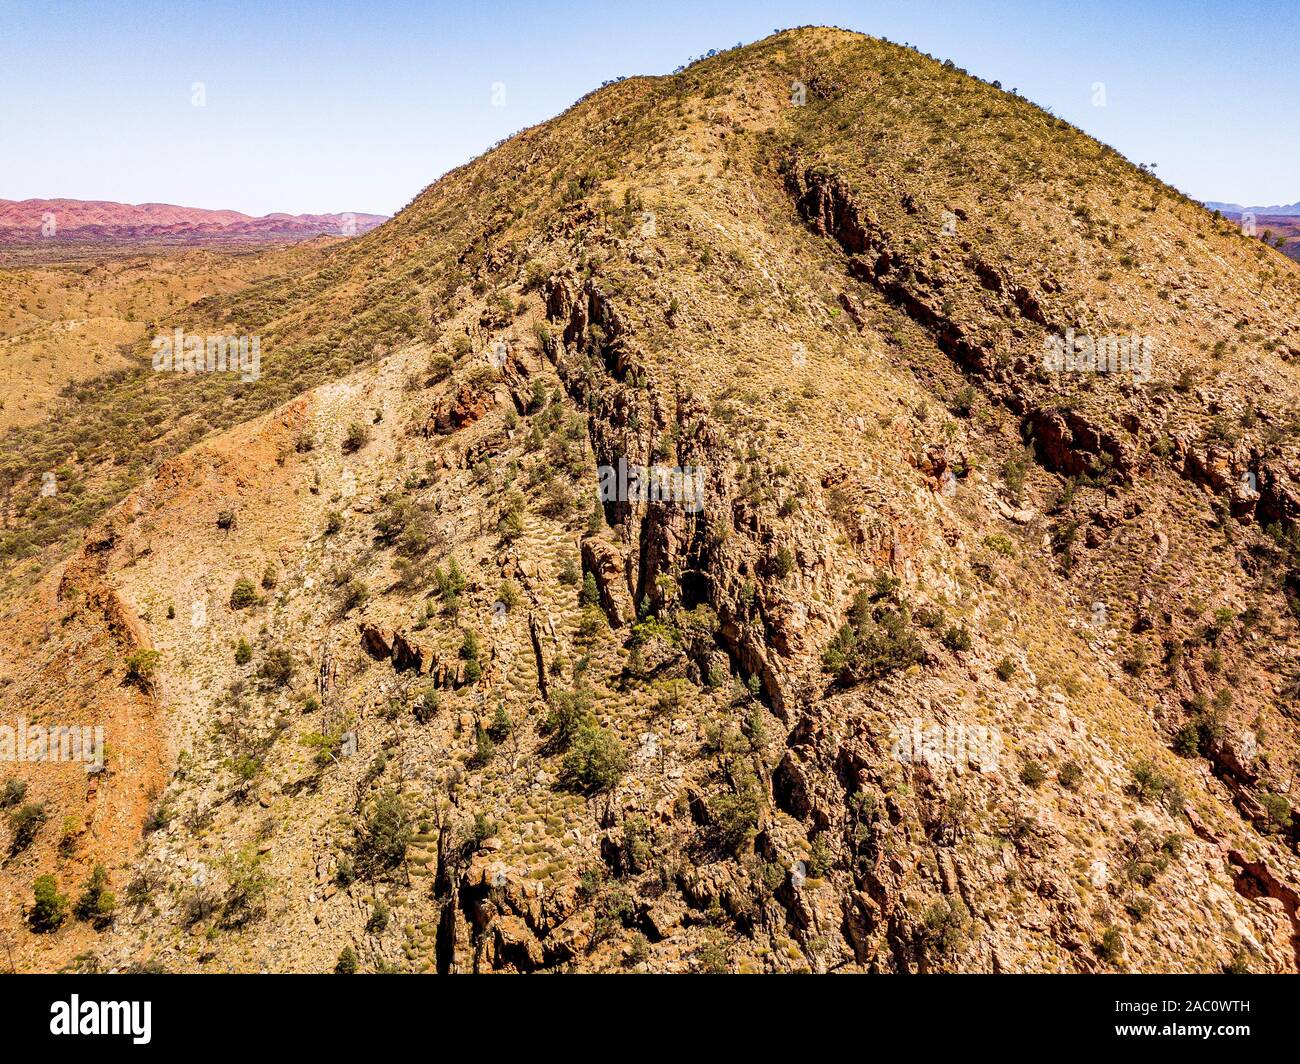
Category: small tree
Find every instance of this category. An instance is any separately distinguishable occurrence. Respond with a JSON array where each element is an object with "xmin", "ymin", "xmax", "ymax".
[
  {"xmin": 74, "ymin": 864, "xmax": 116, "ymax": 928},
  {"xmin": 559, "ymin": 723, "xmax": 627, "ymax": 794},
  {"xmin": 487, "ymin": 703, "xmax": 512, "ymax": 743},
  {"xmin": 124, "ymin": 649, "xmax": 160, "ymax": 688},
  {"xmin": 356, "ymin": 789, "xmax": 413, "ymax": 879},
  {"xmin": 335, "ymin": 946, "xmax": 358, "ymax": 974}
]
